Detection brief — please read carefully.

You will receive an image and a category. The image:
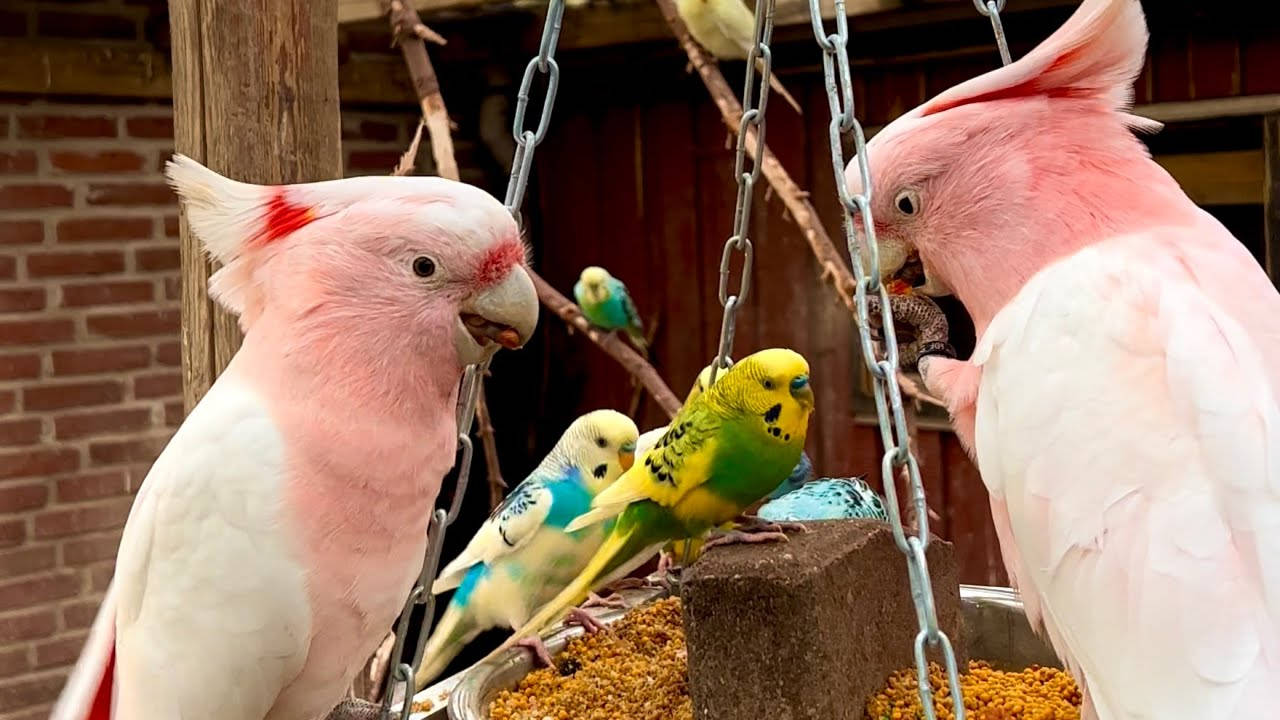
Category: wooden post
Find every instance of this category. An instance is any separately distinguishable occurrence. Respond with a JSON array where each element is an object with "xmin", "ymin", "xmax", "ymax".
[
  {"xmin": 1266, "ymin": 113, "xmax": 1280, "ymax": 290},
  {"xmin": 169, "ymin": 0, "xmax": 343, "ymax": 412}
]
